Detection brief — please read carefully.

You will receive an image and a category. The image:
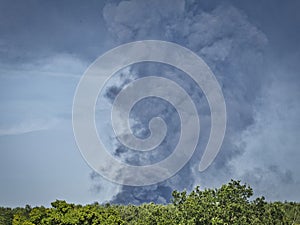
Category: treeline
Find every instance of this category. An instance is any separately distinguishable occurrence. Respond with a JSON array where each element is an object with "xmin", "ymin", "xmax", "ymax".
[{"xmin": 1, "ymin": 180, "xmax": 299, "ymax": 225}]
